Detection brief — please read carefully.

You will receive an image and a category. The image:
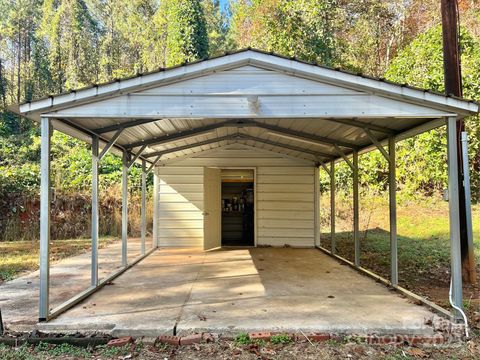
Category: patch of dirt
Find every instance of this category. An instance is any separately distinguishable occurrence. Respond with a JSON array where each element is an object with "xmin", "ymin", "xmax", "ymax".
[{"xmin": 121, "ymin": 338, "xmax": 480, "ymax": 360}]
